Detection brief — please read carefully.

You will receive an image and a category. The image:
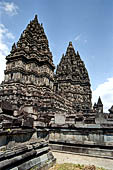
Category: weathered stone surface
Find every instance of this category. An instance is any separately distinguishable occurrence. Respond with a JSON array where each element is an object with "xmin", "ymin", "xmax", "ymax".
[
  {"xmin": 0, "ymin": 15, "xmax": 55, "ymax": 110},
  {"xmin": 38, "ymin": 127, "xmax": 113, "ymax": 147},
  {"xmin": 55, "ymin": 113, "xmax": 66, "ymax": 125},
  {"xmin": 50, "ymin": 143, "xmax": 113, "ymax": 159},
  {"xmin": 0, "ymin": 139, "xmax": 55, "ymax": 170},
  {"xmin": 0, "ymin": 14, "xmax": 112, "ymax": 126},
  {"xmin": 55, "ymin": 42, "xmax": 92, "ymax": 112}
]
